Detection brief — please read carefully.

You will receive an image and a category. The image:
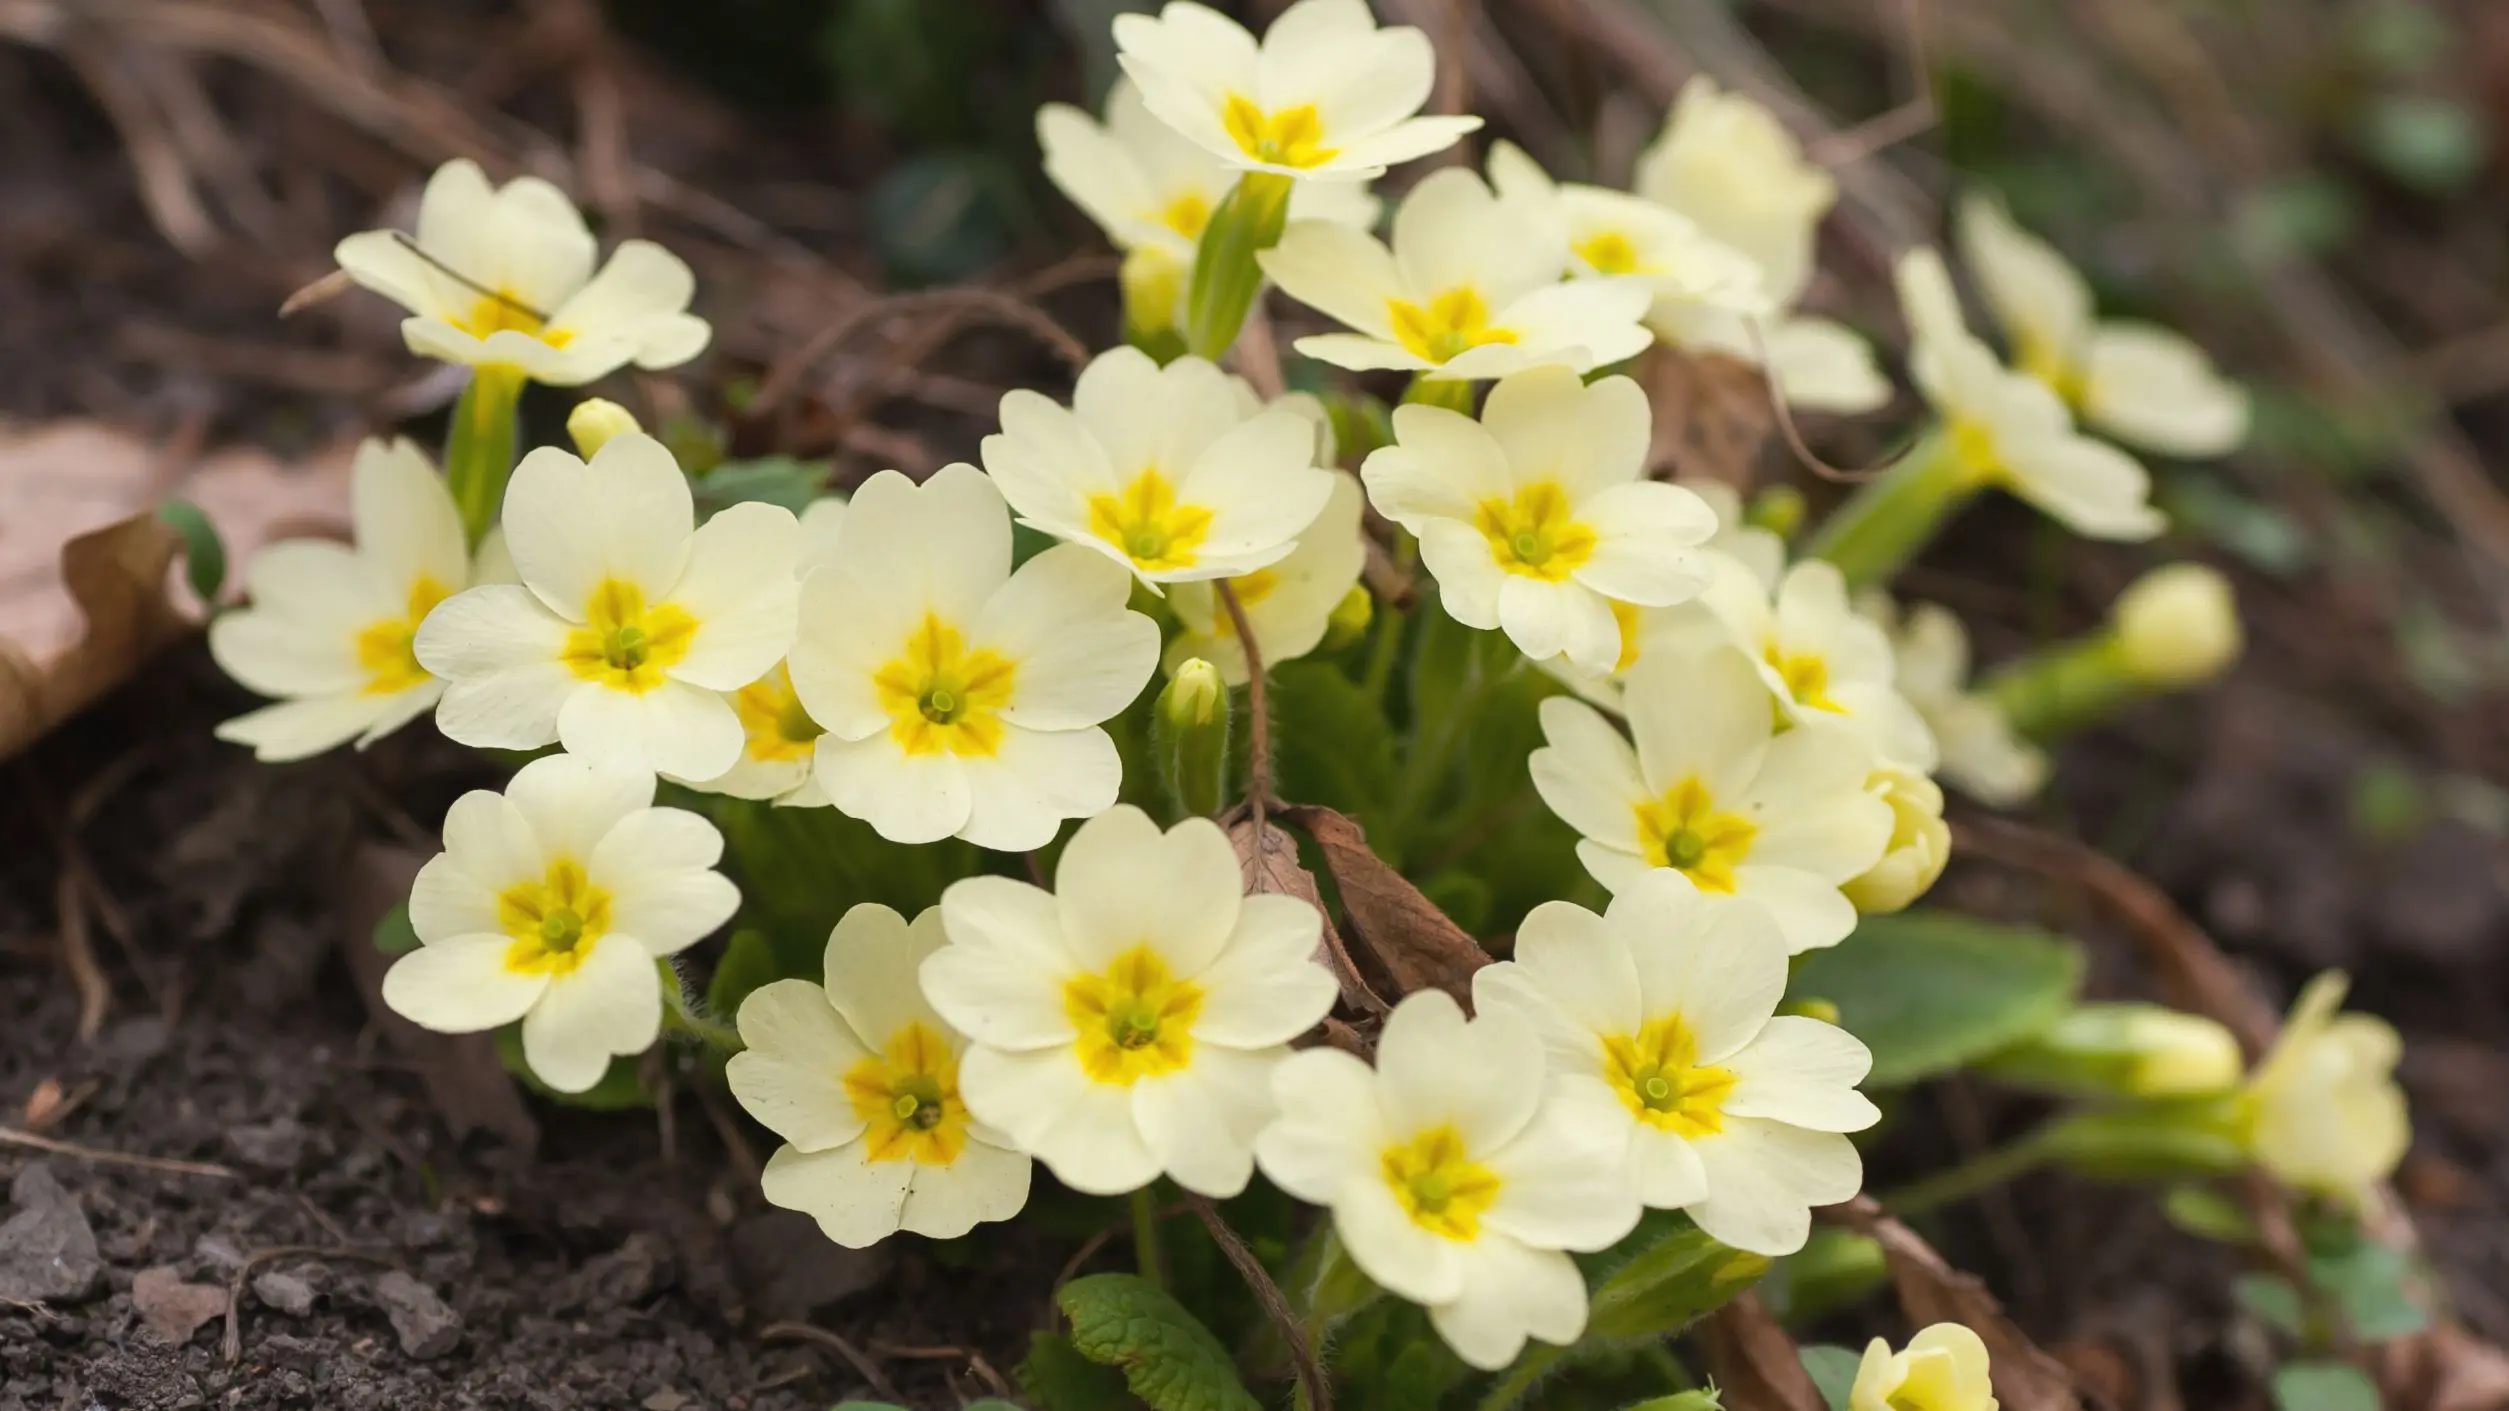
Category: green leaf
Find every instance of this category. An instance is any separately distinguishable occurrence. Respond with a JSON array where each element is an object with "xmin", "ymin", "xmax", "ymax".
[
  {"xmin": 2309, "ymin": 1240, "xmax": 2432, "ymax": 1341},
  {"xmin": 1788, "ymin": 910, "xmax": 2084, "ymax": 1086},
  {"xmin": 1799, "ymin": 1345, "xmax": 1864, "ymax": 1411},
  {"xmin": 493, "ymin": 1026, "xmax": 649, "ymax": 1110},
  {"xmin": 2271, "ymin": 1362, "xmax": 2381, "ymax": 1411},
  {"xmin": 373, "ymin": 902, "xmax": 420, "ymax": 956},
  {"xmin": 1269, "ymin": 659, "xmax": 1399, "ymax": 826},
  {"xmin": 2237, "ymin": 1274, "xmax": 2308, "ymax": 1338},
  {"xmin": 1019, "ymin": 1330, "xmax": 1138, "ymax": 1411},
  {"xmin": 1765, "ymin": 1229, "xmax": 1887, "ymax": 1324},
  {"xmin": 1585, "ymin": 1214, "xmax": 1770, "ymax": 1340},
  {"xmin": 695, "ymin": 456, "xmax": 827, "ymax": 516},
  {"xmin": 157, "ymin": 498, "xmax": 226, "ymax": 604},
  {"xmin": 2361, "ymin": 96, "xmax": 2488, "ymax": 195},
  {"xmin": 1057, "ymin": 1273, "xmax": 1261, "ymax": 1411},
  {"xmin": 2162, "ymin": 1185, "xmax": 2261, "ymax": 1245}
]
